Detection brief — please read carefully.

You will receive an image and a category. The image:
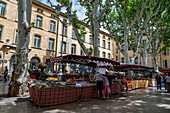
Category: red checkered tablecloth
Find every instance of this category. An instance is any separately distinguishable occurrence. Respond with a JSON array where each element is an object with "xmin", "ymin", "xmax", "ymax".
[{"xmin": 29, "ymin": 84, "xmax": 120, "ymax": 106}]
